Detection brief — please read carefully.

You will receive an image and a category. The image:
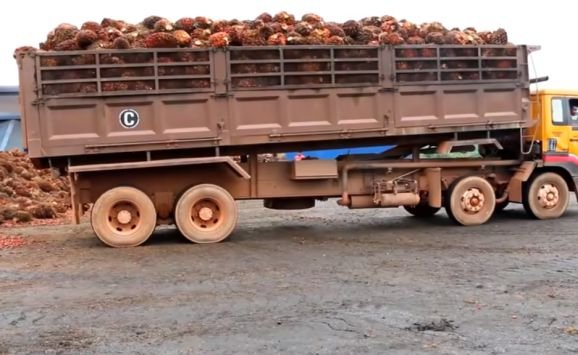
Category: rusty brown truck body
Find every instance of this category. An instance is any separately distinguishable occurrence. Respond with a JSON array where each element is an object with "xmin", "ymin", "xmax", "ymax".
[{"xmin": 15, "ymin": 44, "xmax": 569, "ymax": 247}]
